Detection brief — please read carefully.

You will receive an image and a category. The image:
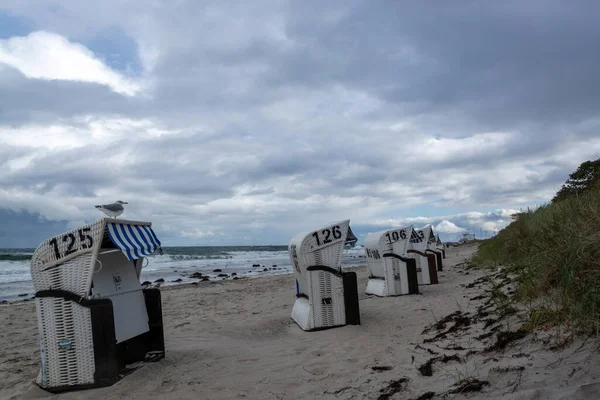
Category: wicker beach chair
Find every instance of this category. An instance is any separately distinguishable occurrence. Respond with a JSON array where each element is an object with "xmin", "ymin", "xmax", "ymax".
[
  {"xmin": 289, "ymin": 219, "xmax": 360, "ymax": 331},
  {"xmin": 364, "ymin": 226, "xmax": 419, "ymax": 296},
  {"xmin": 30, "ymin": 218, "xmax": 165, "ymax": 392},
  {"xmin": 435, "ymin": 234, "xmax": 446, "ymax": 259},
  {"xmin": 406, "ymin": 227, "xmax": 439, "ymax": 285},
  {"xmin": 422, "ymin": 226, "xmax": 444, "ymax": 272}
]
